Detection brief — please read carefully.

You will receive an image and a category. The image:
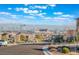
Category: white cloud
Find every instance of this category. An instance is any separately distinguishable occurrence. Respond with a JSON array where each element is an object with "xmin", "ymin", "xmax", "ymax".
[
  {"xmin": 44, "ymin": 17, "xmax": 52, "ymax": 20},
  {"xmin": 62, "ymin": 14, "xmax": 74, "ymax": 18},
  {"xmin": 23, "ymin": 8, "xmax": 28, "ymax": 11},
  {"xmin": 37, "ymin": 13, "xmax": 46, "ymax": 16},
  {"xmin": 36, "ymin": 14, "xmax": 44, "ymax": 17},
  {"xmin": 24, "ymin": 10, "xmax": 39, "ymax": 14},
  {"xmin": 0, "ymin": 19, "xmax": 24, "ymax": 24},
  {"xmin": 49, "ymin": 4, "xmax": 56, "ymax": 7},
  {"xmin": 29, "ymin": 12, "xmax": 46, "ymax": 18},
  {"xmin": 16, "ymin": 8, "xmax": 21, "ymax": 11},
  {"xmin": 24, "ymin": 16, "xmax": 35, "ymax": 19},
  {"xmin": 53, "ymin": 12, "xmax": 63, "ymax": 15},
  {"xmin": 29, "ymin": 13, "xmax": 34, "ymax": 16},
  {"xmin": 11, "ymin": 15, "xmax": 17, "ymax": 18},
  {"xmin": 53, "ymin": 17, "xmax": 67, "ymax": 20},
  {"xmin": 8, "ymin": 8, "xmax": 12, "ymax": 10},
  {"xmin": 51, "ymin": 17, "xmax": 75, "ymax": 24},
  {"xmin": 0, "ymin": 12, "xmax": 17, "ymax": 19},
  {"xmin": 36, "ymin": 13, "xmax": 43, "ymax": 16},
  {"xmin": 15, "ymin": 8, "xmax": 39, "ymax": 14},
  {"xmin": 42, "ymin": 13, "xmax": 46, "ymax": 15},
  {"xmin": 24, "ymin": 4, "xmax": 29, "ymax": 6},
  {"xmin": 34, "ymin": 6, "xmax": 47, "ymax": 9},
  {"xmin": 0, "ymin": 12, "xmax": 11, "ymax": 15},
  {"xmin": 43, "ymin": 17, "xmax": 68, "ymax": 22},
  {"xmin": 43, "ymin": 16, "xmax": 70, "ymax": 22},
  {"xmin": 15, "ymin": 8, "xmax": 27, "ymax": 11},
  {"xmin": 15, "ymin": 8, "xmax": 20, "ymax": 11}
]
